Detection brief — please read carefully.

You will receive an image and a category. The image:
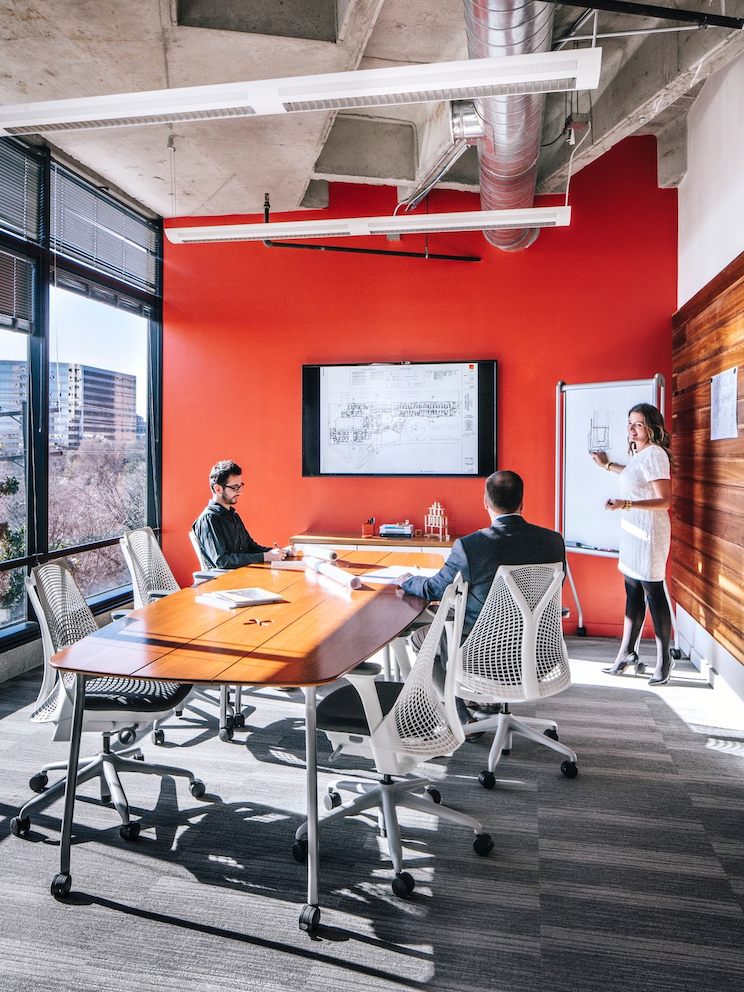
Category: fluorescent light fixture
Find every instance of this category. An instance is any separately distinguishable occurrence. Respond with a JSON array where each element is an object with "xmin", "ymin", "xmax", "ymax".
[
  {"xmin": 0, "ymin": 49, "xmax": 602, "ymax": 135},
  {"xmin": 164, "ymin": 206, "xmax": 571, "ymax": 244}
]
